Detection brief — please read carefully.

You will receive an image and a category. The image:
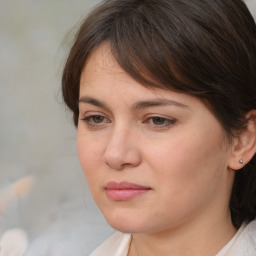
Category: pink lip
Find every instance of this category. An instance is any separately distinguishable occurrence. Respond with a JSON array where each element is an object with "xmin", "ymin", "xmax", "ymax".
[{"xmin": 105, "ymin": 182, "xmax": 151, "ymax": 201}]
